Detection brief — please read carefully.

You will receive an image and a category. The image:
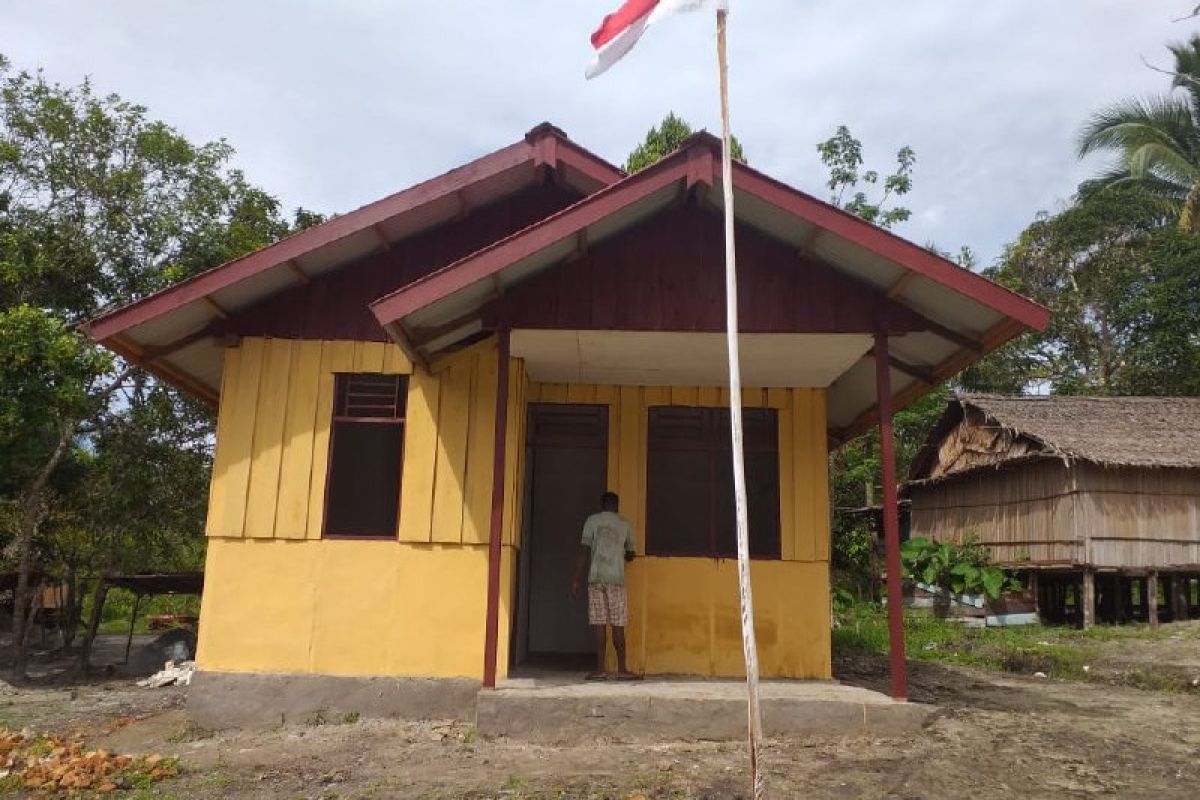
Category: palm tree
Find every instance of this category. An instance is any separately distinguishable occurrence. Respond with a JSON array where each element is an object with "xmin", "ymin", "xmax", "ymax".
[{"xmin": 1078, "ymin": 36, "xmax": 1200, "ymax": 232}]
